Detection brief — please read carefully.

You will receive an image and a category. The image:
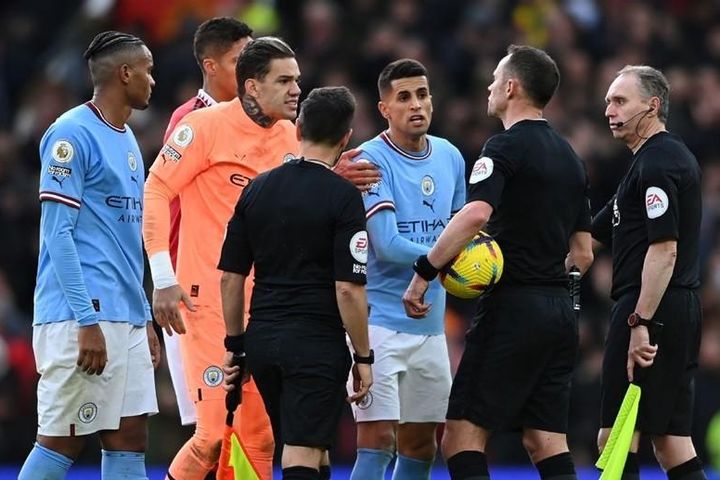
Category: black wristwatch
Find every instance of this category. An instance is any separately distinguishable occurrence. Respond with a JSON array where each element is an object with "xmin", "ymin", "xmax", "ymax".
[
  {"xmin": 353, "ymin": 349, "xmax": 375, "ymax": 365},
  {"xmin": 627, "ymin": 312, "xmax": 653, "ymax": 329}
]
